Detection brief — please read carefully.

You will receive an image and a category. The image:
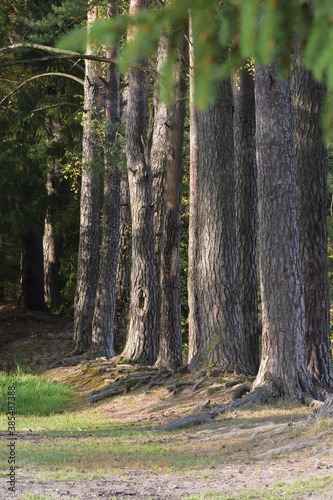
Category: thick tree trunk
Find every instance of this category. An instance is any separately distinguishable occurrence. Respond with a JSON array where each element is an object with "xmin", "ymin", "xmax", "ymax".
[
  {"xmin": 21, "ymin": 227, "xmax": 48, "ymax": 312},
  {"xmin": 253, "ymin": 64, "xmax": 323, "ymax": 401},
  {"xmin": 72, "ymin": 6, "xmax": 101, "ymax": 354},
  {"xmin": 187, "ymin": 21, "xmax": 255, "ymax": 374},
  {"xmin": 89, "ymin": 0, "xmax": 121, "ymax": 359},
  {"xmin": 155, "ymin": 32, "xmax": 187, "ymax": 369},
  {"xmin": 233, "ymin": 64, "xmax": 259, "ymax": 373},
  {"xmin": 292, "ymin": 47, "xmax": 333, "ymax": 392},
  {"xmin": 121, "ymin": 0, "xmax": 158, "ymax": 365}
]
